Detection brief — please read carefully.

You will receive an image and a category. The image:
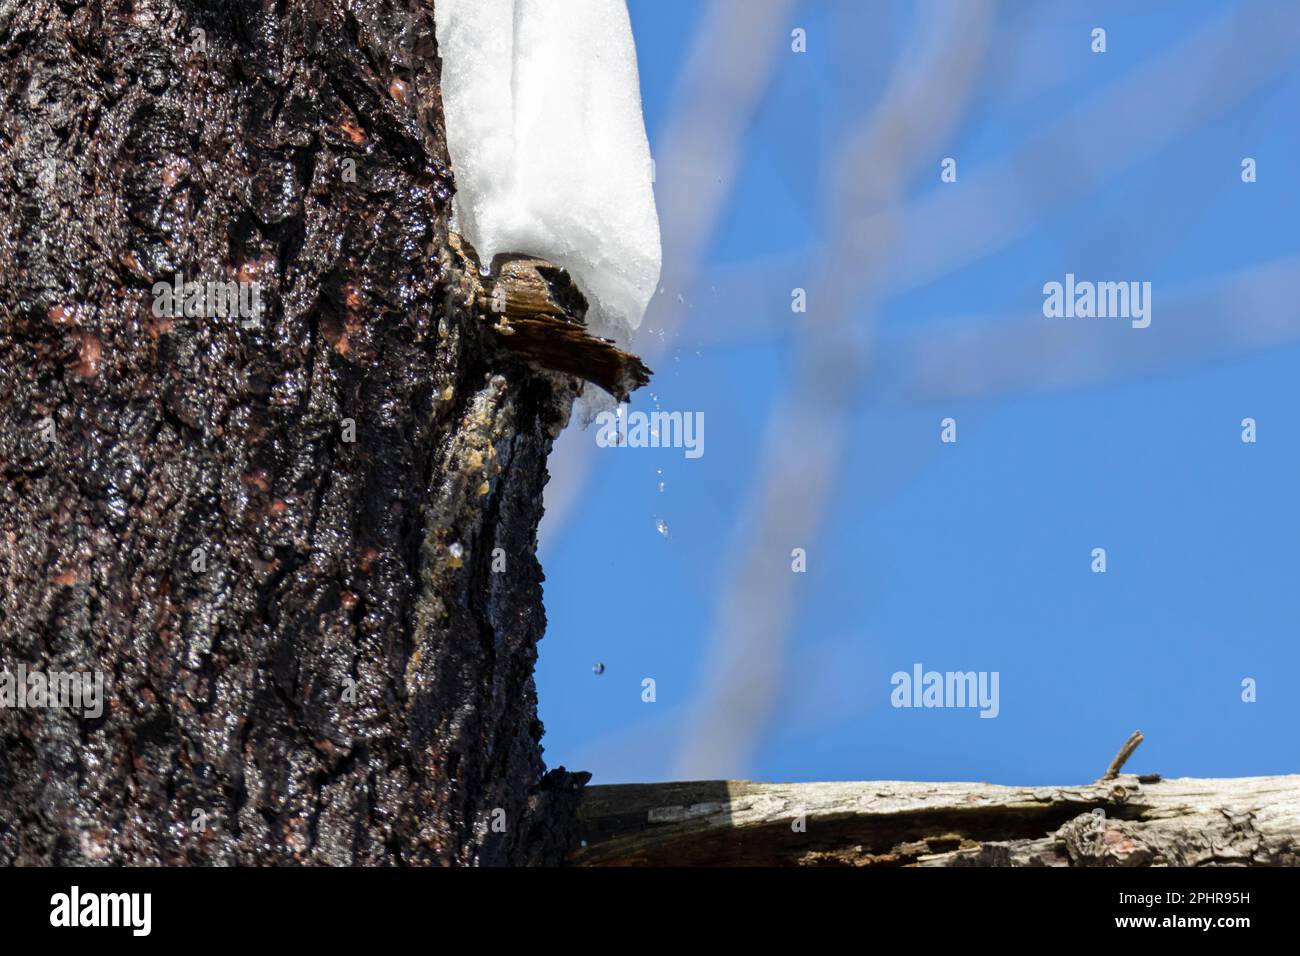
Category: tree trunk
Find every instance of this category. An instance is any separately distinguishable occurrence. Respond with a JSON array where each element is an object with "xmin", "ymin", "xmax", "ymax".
[
  {"xmin": 573, "ymin": 774, "xmax": 1300, "ymax": 866},
  {"xmin": 0, "ymin": 0, "xmax": 584, "ymax": 865}
]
